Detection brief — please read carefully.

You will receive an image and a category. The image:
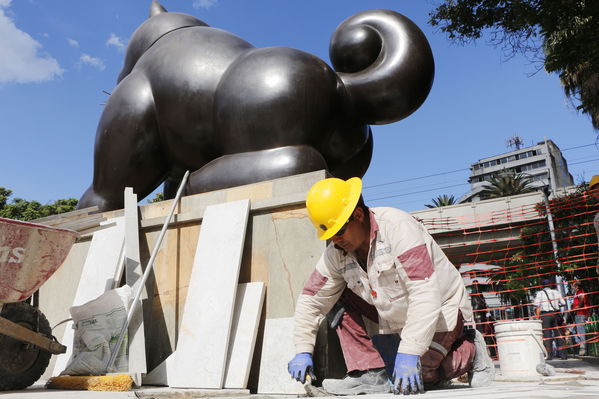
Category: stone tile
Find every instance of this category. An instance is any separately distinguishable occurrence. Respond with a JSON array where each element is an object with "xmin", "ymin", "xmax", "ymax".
[
  {"xmin": 227, "ymin": 181, "xmax": 273, "ymax": 203},
  {"xmin": 40, "ymin": 239, "xmax": 91, "ymax": 380},
  {"xmin": 271, "ymin": 170, "xmax": 327, "ymax": 197},
  {"xmin": 53, "ymin": 217, "xmax": 125, "ymax": 376},
  {"xmin": 257, "ymin": 317, "xmax": 305, "ymax": 394},
  {"xmin": 265, "ymin": 208, "xmax": 324, "ymax": 319},
  {"xmin": 169, "ymin": 200, "xmax": 250, "ymax": 388},
  {"xmin": 124, "ymin": 188, "xmax": 146, "ymax": 381},
  {"xmin": 224, "ymin": 282, "xmax": 266, "ymax": 389}
]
